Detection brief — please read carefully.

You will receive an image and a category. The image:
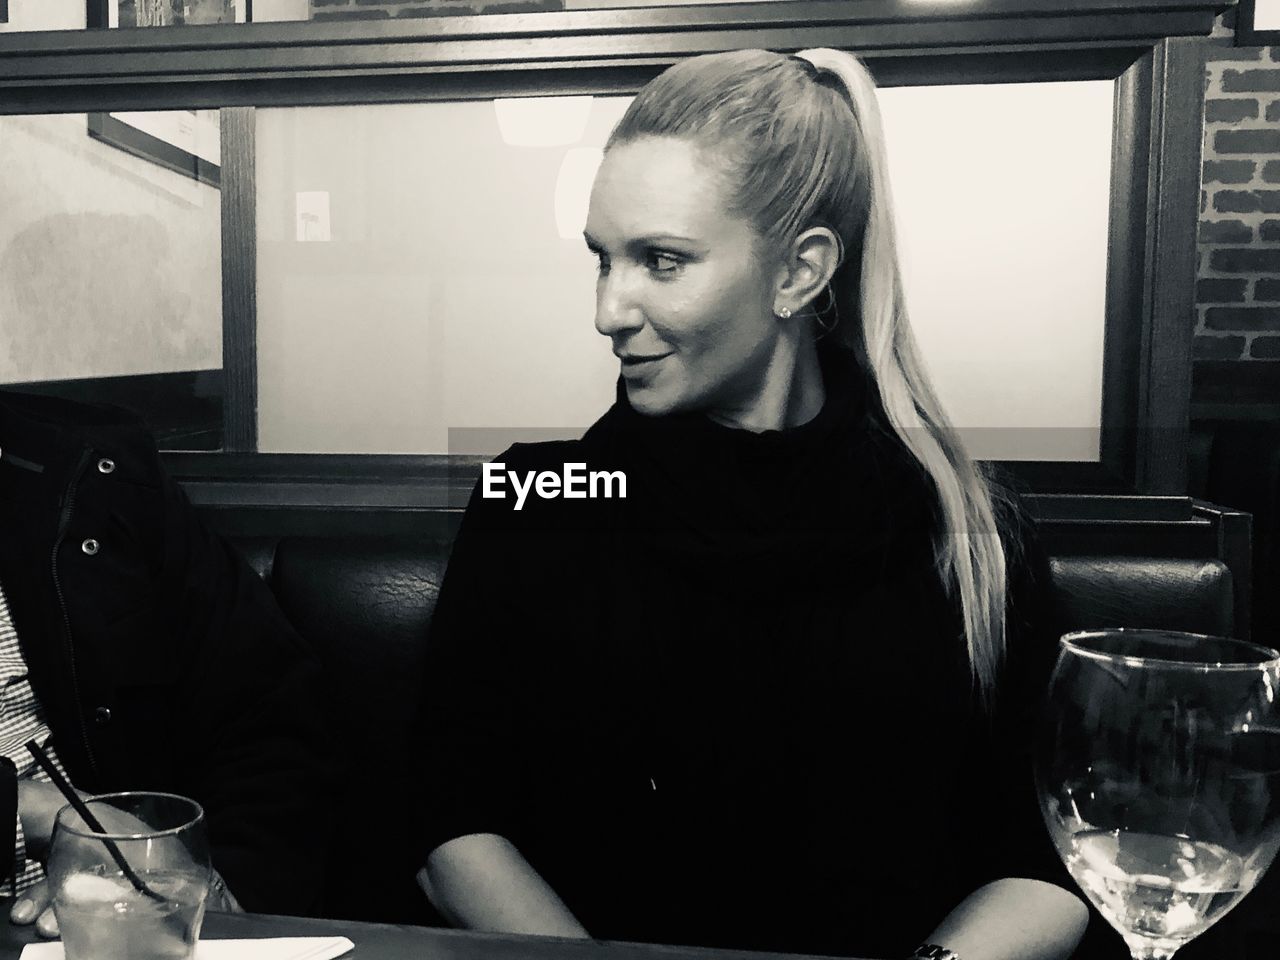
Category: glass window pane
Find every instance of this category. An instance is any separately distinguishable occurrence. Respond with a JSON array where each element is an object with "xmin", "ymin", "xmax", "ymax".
[
  {"xmin": 0, "ymin": 0, "xmax": 814, "ymax": 28},
  {"xmin": 0, "ymin": 0, "xmax": 85, "ymax": 31},
  {"xmin": 0, "ymin": 0, "xmax": 789, "ymax": 28},
  {"xmin": 881, "ymin": 81, "xmax": 1112, "ymax": 462},
  {"xmin": 256, "ymin": 97, "xmax": 625, "ymax": 454},
  {"xmin": 0, "ymin": 111, "xmax": 225, "ymax": 450},
  {"xmin": 0, "ymin": 0, "xmax": 816, "ymax": 28},
  {"xmin": 107, "ymin": 0, "xmax": 247, "ymax": 26},
  {"xmin": 256, "ymin": 83, "xmax": 1112, "ymax": 460}
]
